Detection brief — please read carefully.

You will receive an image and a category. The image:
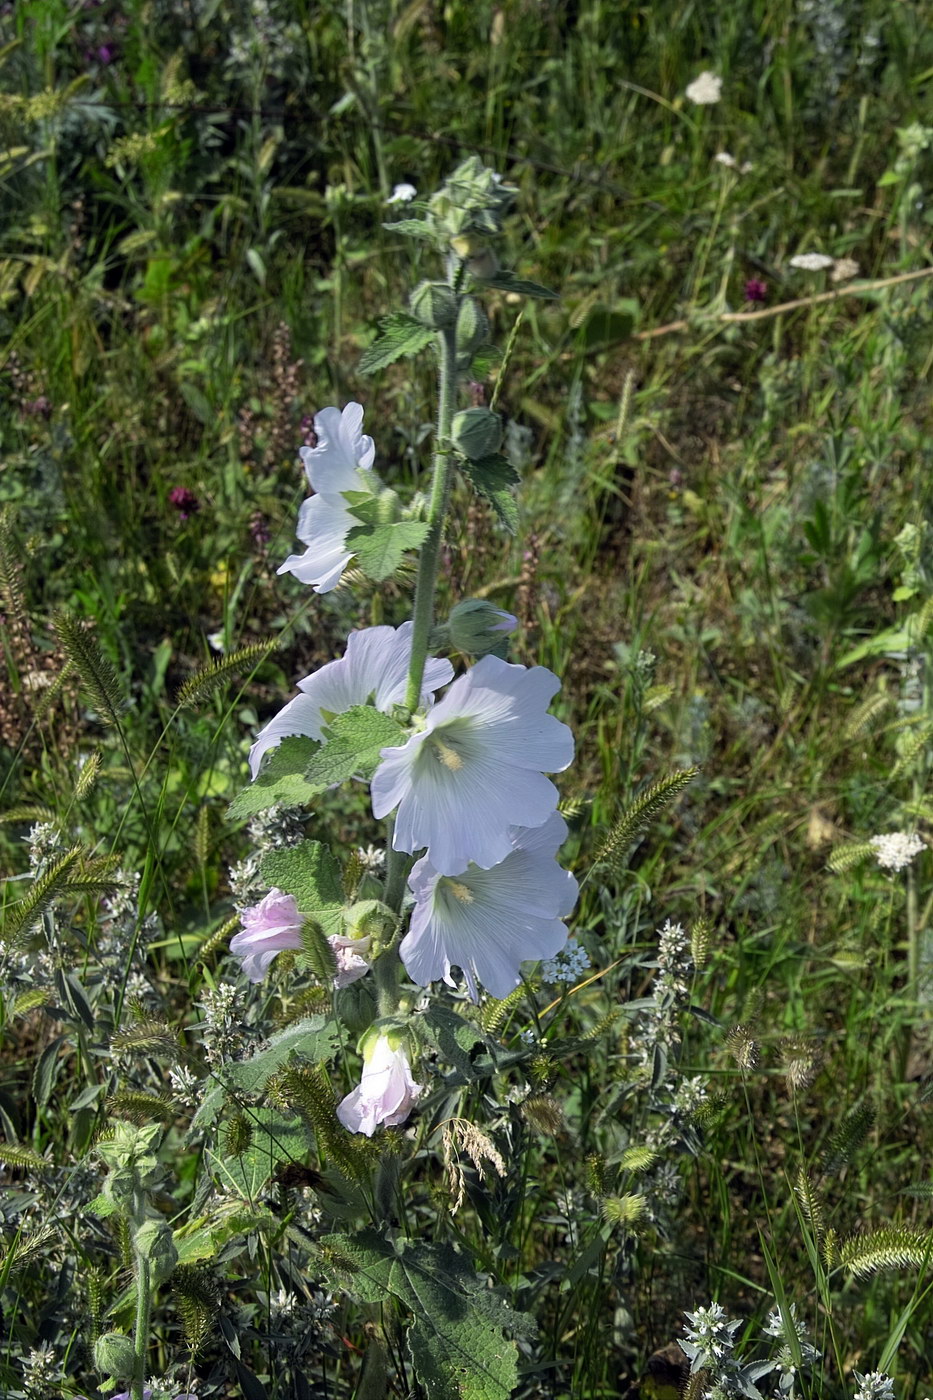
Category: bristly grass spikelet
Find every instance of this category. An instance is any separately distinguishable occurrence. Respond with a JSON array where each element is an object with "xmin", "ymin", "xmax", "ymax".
[
  {"xmin": 199, "ymin": 913, "xmax": 240, "ymax": 961},
  {"xmin": 617, "ymin": 1145, "xmax": 659, "ymax": 1174},
  {"xmin": 268, "ymin": 1063, "xmax": 377, "ymax": 1182},
  {"xmin": 0, "ymin": 804, "xmax": 57, "ymax": 825},
  {"xmin": 105, "ymin": 1090, "xmax": 176, "ymax": 1124},
  {"xmin": 74, "ymin": 750, "xmax": 102, "ymax": 799},
  {"xmin": 594, "ymin": 767, "xmax": 699, "ymax": 877},
  {"xmin": 601, "ymin": 1193, "xmax": 648, "ymax": 1228},
  {"xmin": 0, "ymin": 1226, "xmax": 59, "ymax": 1276},
  {"xmin": 891, "ymin": 715, "xmax": 933, "ymax": 779},
  {"xmin": 1, "ymin": 843, "xmax": 82, "ymax": 948},
  {"xmin": 299, "ymin": 916, "xmax": 339, "ymax": 984},
  {"xmin": 0, "ymin": 1143, "xmax": 48, "ymax": 1171},
  {"xmin": 479, "ymin": 984, "xmax": 526, "ymax": 1036},
  {"xmin": 794, "ymin": 1167, "xmax": 825, "ymax": 1242},
  {"xmin": 194, "ymin": 804, "xmax": 211, "ymax": 872},
  {"xmin": 725, "ymin": 1022, "xmax": 759, "ymax": 1073},
  {"xmin": 176, "ymin": 640, "xmax": 276, "ymax": 708},
  {"xmin": 521, "ymin": 1094, "xmax": 565, "ymax": 1135},
  {"xmin": 111, "ymin": 1019, "xmax": 184, "ymax": 1061},
  {"xmin": 690, "ymin": 915, "xmax": 713, "ymax": 969},
  {"xmin": 53, "ymin": 609, "xmax": 124, "ymax": 726},
  {"xmin": 172, "ymin": 1265, "xmax": 221, "ymax": 1355},
  {"xmin": 842, "ymin": 691, "xmax": 891, "ymax": 742},
  {"xmin": 827, "ymin": 841, "xmax": 873, "ymax": 873},
  {"xmin": 840, "ymin": 1227, "xmax": 933, "ymax": 1276},
  {"xmin": 822, "ymin": 1103, "xmax": 875, "ymax": 1174}
]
